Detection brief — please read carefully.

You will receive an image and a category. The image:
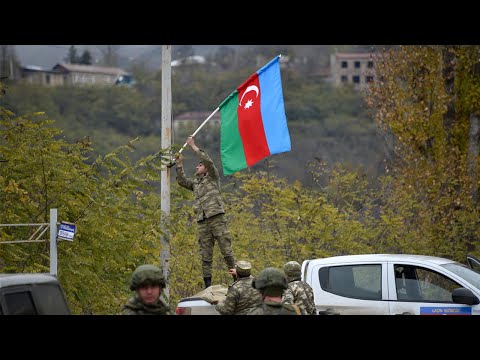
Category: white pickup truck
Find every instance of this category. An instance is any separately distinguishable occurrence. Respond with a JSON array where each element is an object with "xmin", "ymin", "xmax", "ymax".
[{"xmin": 175, "ymin": 253, "xmax": 480, "ymax": 315}]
